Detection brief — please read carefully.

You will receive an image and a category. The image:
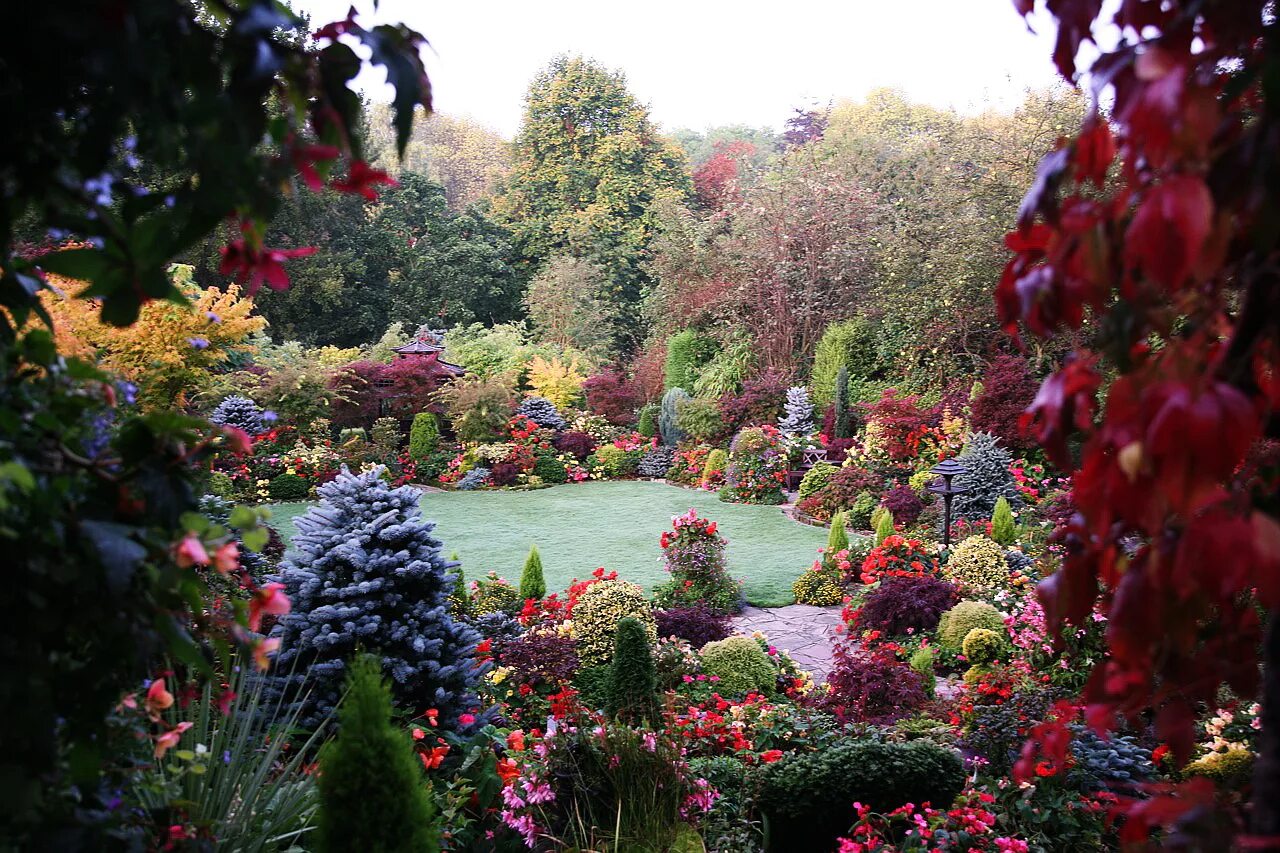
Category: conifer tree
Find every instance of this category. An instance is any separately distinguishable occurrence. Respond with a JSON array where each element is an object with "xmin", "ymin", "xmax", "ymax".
[
  {"xmin": 606, "ymin": 617, "xmax": 657, "ymax": 722},
  {"xmin": 953, "ymin": 432, "xmax": 1022, "ymax": 522},
  {"xmin": 827, "ymin": 510, "xmax": 850, "ymax": 555},
  {"xmin": 210, "ymin": 394, "xmax": 265, "ymax": 436},
  {"xmin": 315, "ymin": 654, "xmax": 440, "ymax": 853},
  {"xmin": 519, "ymin": 544, "xmax": 546, "ymax": 600},
  {"xmin": 408, "ymin": 411, "xmax": 440, "ymax": 462},
  {"xmin": 990, "ymin": 496, "xmax": 1017, "ymax": 546},
  {"xmin": 778, "ymin": 386, "xmax": 815, "ymax": 436},
  {"xmin": 832, "ymin": 366, "xmax": 851, "ymax": 438},
  {"xmin": 270, "ymin": 467, "xmax": 484, "ymax": 730},
  {"xmin": 874, "ymin": 508, "xmax": 895, "ymax": 547}
]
